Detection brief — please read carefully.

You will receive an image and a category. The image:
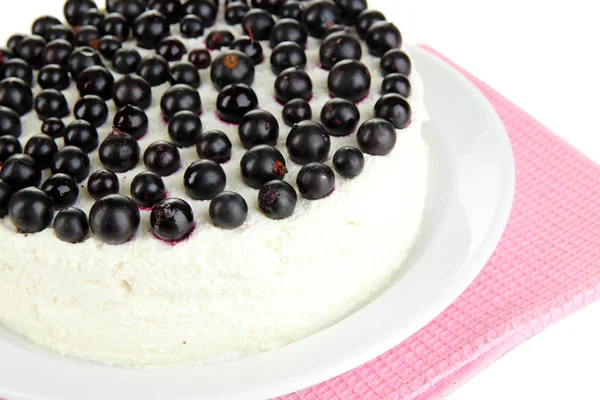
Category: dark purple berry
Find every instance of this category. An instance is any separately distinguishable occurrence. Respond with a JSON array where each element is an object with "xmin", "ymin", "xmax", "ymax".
[
  {"xmin": 54, "ymin": 207, "xmax": 89, "ymax": 243},
  {"xmin": 169, "ymin": 62, "xmax": 201, "ymax": 88},
  {"xmin": 382, "ymin": 73, "xmax": 411, "ymax": 97},
  {"xmin": 144, "ymin": 141, "xmax": 181, "ymax": 176},
  {"xmin": 34, "ymin": 89, "xmax": 69, "ymax": 120},
  {"xmin": 282, "ymin": 98, "xmax": 311, "ymax": 127},
  {"xmin": 319, "ymin": 32, "xmax": 361, "ymax": 70},
  {"xmin": 8, "ymin": 187, "xmax": 54, "ymax": 233},
  {"xmin": 274, "ymin": 67, "xmax": 312, "ymax": 104},
  {"xmin": 87, "ymin": 169, "xmax": 120, "ymax": 200},
  {"xmin": 270, "ymin": 42, "xmax": 306, "ymax": 75},
  {"xmin": 7, "ymin": 35, "xmax": 26, "ymax": 54},
  {"xmin": 168, "ymin": 110, "xmax": 203, "ymax": 148},
  {"xmin": 112, "ymin": 0, "xmax": 146, "ymax": 23},
  {"xmin": 89, "ymin": 194, "xmax": 140, "ymax": 245},
  {"xmin": 225, "ymin": 2, "xmax": 249, "ymax": 25},
  {"xmin": 151, "ymin": 198, "xmax": 194, "ymax": 241},
  {"xmin": 333, "ymin": 146, "xmax": 364, "ymax": 178},
  {"xmin": 238, "ymin": 110, "xmax": 279, "ymax": 149},
  {"xmin": 281, "ymin": 1, "xmax": 303, "ymax": 20},
  {"xmin": 133, "ymin": 10, "xmax": 170, "ymax": 49},
  {"xmin": 180, "ymin": 15, "xmax": 205, "ymax": 38},
  {"xmin": 95, "ymin": 35, "xmax": 122, "ymax": 59},
  {"xmin": 380, "ymin": 49, "xmax": 412, "ymax": 76},
  {"xmin": 42, "ymin": 39, "xmax": 73, "ymax": 66},
  {"xmin": 328, "ymin": 59, "xmax": 371, "ymax": 102},
  {"xmin": 206, "ymin": 30, "xmax": 234, "ymax": 51},
  {"xmin": 258, "ymin": 180, "xmax": 297, "ymax": 220},
  {"xmin": 17, "ymin": 35, "xmax": 46, "ymax": 69},
  {"xmin": 241, "ymin": 9, "xmax": 275, "ymax": 41},
  {"xmin": 0, "ymin": 180, "xmax": 13, "ymax": 217},
  {"xmin": 301, "ymin": 0, "xmax": 341, "ymax": 38},
  {"xmin": 320, "ymin": 98, "xmax": 359, "ymax": 136},
  {"xmin": 138, "ymin": 54, "xmax": 170, "ymax": 86},
  {"xmin": 2, "ymin": 59, "xmax": 33, "ymax": 86},
  {"xmin": 365, "ymin": 21, "xmax": 401, "ymax": 57},
  {"xmin": 157, "ymin": 37, "xmax": 187, "ymax": 61},
  {"xmin": 38, "ymin": 64, "xmax": 70, "ymax": 91},
  {"xmin": 210, "ymin": 51, "xmax": 255, "ymax": 90},
  {"xmin": 76, "ymin": 66, "xmax": 114, "ymax": 100},
  {"xmin": 215, "ymin": 83, "xmax": 258, "ymax": 123},
  {"xmin": 73, "ymin": 95, "xmax": 108, "ymax": 127},
  {"xmin": 188, "ymin": 49, "xmax": 211, "ymax": 69},
  {"xmin": 269, "ymin": 18, "xmax": 306, "ymax": 48},
  {"xmin": 356, "ymin": 9, "xmax": 386, "ymax": 39},
  {"xmin": 374, "ymin": 94, "xmax": 411, "ymax": 129},
  {"xmin": 67, "ymin": 46, "xmax": 103, "ymax": 79},
  {"xmin": 0, "ymin": 106, "xmax": 21, "ymax": 137},
  {"xmin": 196, "ymin": 130, "xmax": 232, "ymax": 163},
  {"xmin": 0, "ymin": 154, "xmax": 41, "ymax": 190},
  {"xmin": 240, "ymin": 145, "xmax": 287, "ymax": 189},
  {"xmin": 80, "ymin": 9, "xmax": 105, "ymax": 30},
  {"xmin": 41, "ymin": 173, "xmax": 79, "ymax": 209},
  {"xmin": 297, "ymin": 162, "xmax": 335, "ymax": 200},
  {"xmin": 161, "ymin": 85, "xmax": 202, "ymax": 121},
  {"xmin": 251, "ymin": 0, "xmax": 284, "ymax": 14},
  {"xmin": 64, "ymin": 0, "xmax": 98, "ymax": 26},
  {"xmin": 51, "ymin": 146, "xmax": 91, "ymax": 182},
  {"xmin": 112, "ymin": 48, "xmax": 142, "ymax": 74},
  {"xmin": 0, "ymin": 78, "xmax": 33, "ymax": 116},
  {"xmin": 334, "ymin": 0, "xmax": 367, "ymax": 25},
  {"xmin": 148, "ymin": 0, "xmax": 183, "ymax": 24},
  {"xmin": 112, "ymin": 74, "xmax": 152, "ymax": 110},
  {"xmin": 64, "ymin": 119, "xmax": 99, "ymax": 153},
  {"xmin": 209, "ymin": 191, "xmax": 247, "ymax": 229},
  {"xmin": 0, "ymin": 135, "xmax": 22, "ymax": 162},
  {"xmin": 131, "ymin": 171, "xmax": 166, "ymax": 207},
  {"xmin": 113, "ymin": 105, "xmax": 148, "ymax": 139},
  {"xmin": 357, "ymin": 118, "xmax": 397, "ymax": 155},
  {"xmin": 102, "ymin": 14, "xmax": 130, "ymax": 41},
  {"xmin": 184, "ymin": 159, "xmax": 226, "ymax": 201},
  {"xmin": 286, "ymin": 120, "xmax": 331, "ymax": 165},
  {"xmin": 42, "ymin": 118, "xmax": 65, "ymax": 138},
  {"xmin": 73, "ymin": 26, "xmax": 101, "ymax": 48},
  {"xmin": 24, "ymin": 134, "xmax": 58, "ymax": 169},
  {"xmin": 99, "ymin": 131, "xmax": 140, "ymax": 172},
  {"xmin": 182, "ymin": 0, "xmax": 218, "ymax": 27},
  {"xmin": 229, "ymin": 37, "xmax": 263, "ymax": 65},
  {"xmin": 45, "ymin": 25, "xmax": 74, "ymax": 43}
]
